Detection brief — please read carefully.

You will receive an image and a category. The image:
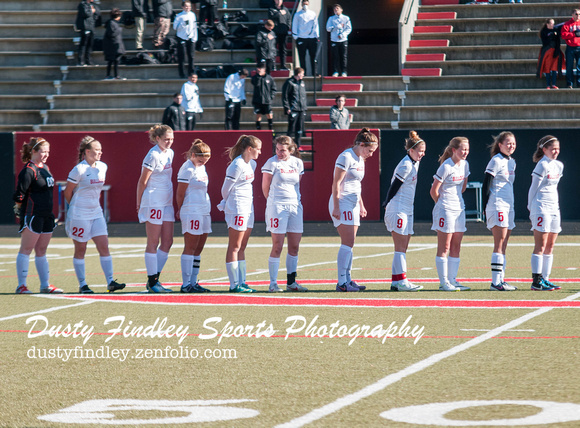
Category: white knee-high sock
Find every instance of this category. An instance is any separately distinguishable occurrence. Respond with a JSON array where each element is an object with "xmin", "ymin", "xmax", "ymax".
[
  {"xmin": 238, "ymin": 260, "xmax": 247, "ymax": 285},
  {"xmin": 268, "ymin": 257, "xmax": 280, "ymax": 285},
  {"xmin": 531, "ymin": 254, "xmax": 542, "ymax": 275},
  {"xmin": 392, "ymin": 252, "xmax": 407, "ymax": 282},
  {"xmin": 226, "ymin": 261, "xmax": 239, "ymax": 289},
  {"xmin": 448, "ymin": 257, "xmax": 460, "ymax": 284},
  {"xmin": 491, "ymin": 252, "xmax": 503, "ymax": 285},
  {"xmin": 191, "ymin": 255, "xmax": 201, "ymax": 284},
  {"xmin": 542, "ymin": 254, "xmax": 553, "ymax": 280},
  {"xmin": 435, "ymin": 256, "xmax": 448, "ymax": 285},
  {"xmin": 35, "ymin": 255, "xmax": 50, "ymax": 288},
  {"xmin": 156, "ymin": 249, "xmax": 169, "ymax": 273},
  {"xmin": 145, "ymin": 252, "xmax": 158, "ymax": 276},
  {"xmin": 337, "ymin": 245, "xmax": 352, "ymax": 285},
  {"xmin": 16, "ymin": 253, "xmax": 29, "ymax": 286},
  {"xmin": 286, "ymin": 254, "xmax": 298, "ymax": 275},
  {"xmin": 73, "ymin": 258, "xmax": 87, "ymax": 287},
  {"xmin": 502, "ymin": 254, "xmax": 507, "ymax": 281},
  {"xmin": 181, "ymin": 254, "xmax": 194, "ymax": 286},
  {"xmin": 100, "ymin": 256, "xmax": 114, "ymax": 284}
]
